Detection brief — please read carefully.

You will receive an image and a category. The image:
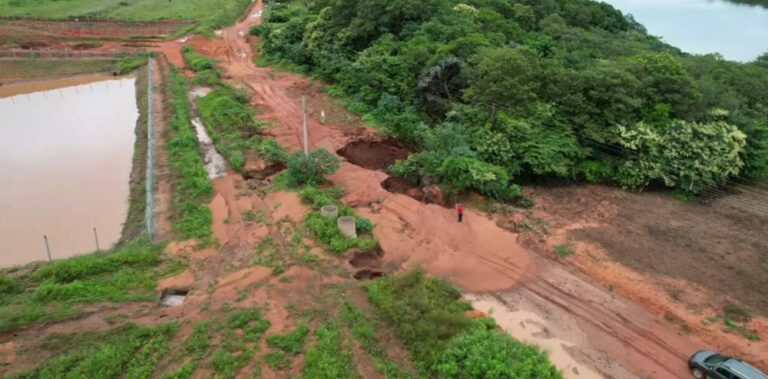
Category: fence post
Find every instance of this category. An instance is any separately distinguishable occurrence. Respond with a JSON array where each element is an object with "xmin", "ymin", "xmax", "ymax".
[
  {"xmin": 93, "ymin": 227, "xmax": 100, "ymax": 251},
  {"xmin": 43, "ymin": 235, "xmax": 52, "ymax": 262}
]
